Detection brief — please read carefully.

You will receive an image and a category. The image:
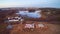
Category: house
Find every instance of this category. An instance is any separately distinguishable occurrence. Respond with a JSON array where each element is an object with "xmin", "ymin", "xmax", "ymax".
[
  {"xmin": 24, "ymin": 24, "xmax": 34, "ymax": 28},
  {"xmin": 5, "ymin": 16, "xmax": 24, "ymax": 22}
]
